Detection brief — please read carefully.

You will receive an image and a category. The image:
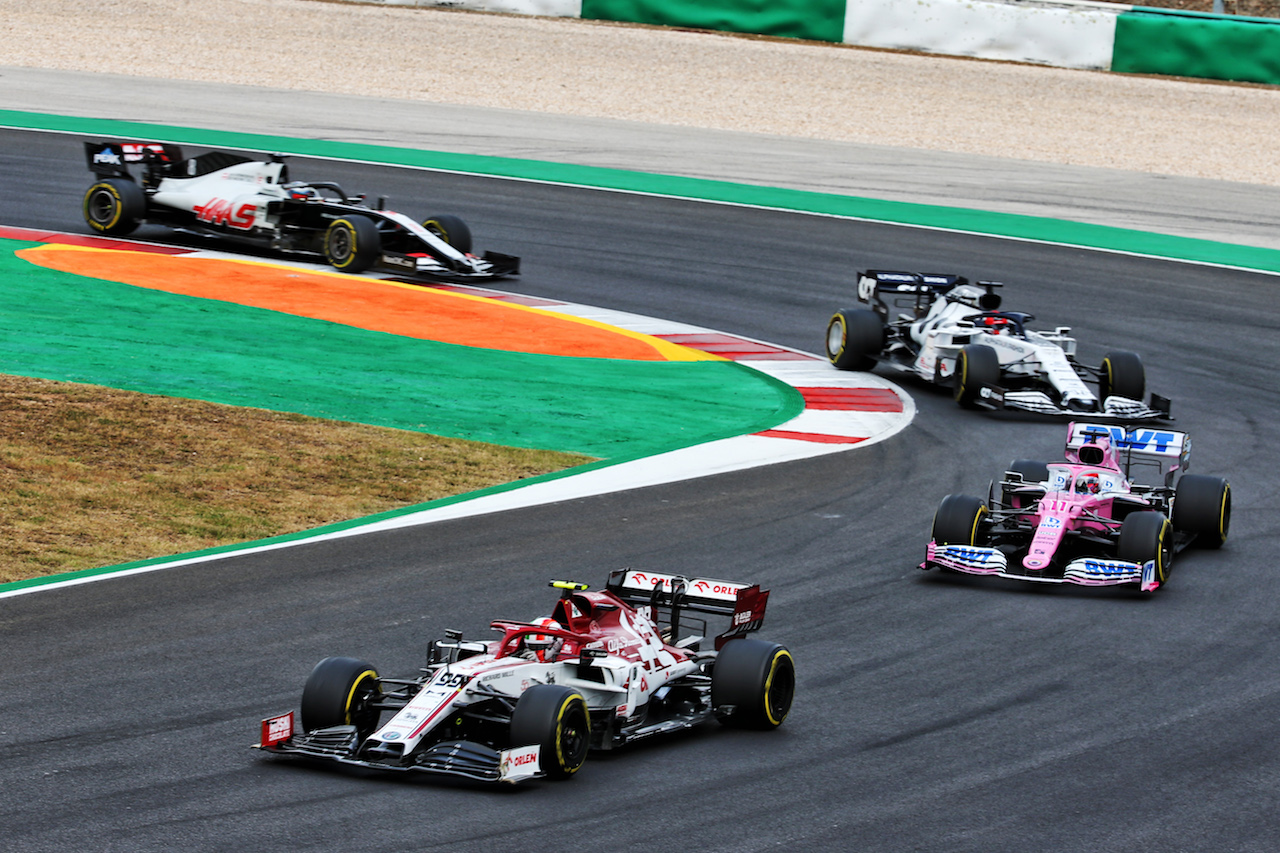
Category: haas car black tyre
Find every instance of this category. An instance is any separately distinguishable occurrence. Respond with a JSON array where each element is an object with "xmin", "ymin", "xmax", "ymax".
[
  {"xmin": 1099, "ymin": 350, "xmax": 1146, "ymax": 403},
  {"xmin": 932, "ymin": 494, "xmax": 988, "ymax": 546},
  {"xmin": 826, "ymin": 308, "xmax": 884, "ymax": 371},
  {"xmin": 954, "ymin": 344, "xmax": 1000, "ymax": 409},
  {"xmin": 1118, "ymin": 511, "xmax": 1173, "ymax": 586},
  {"xmin": 1173, "ymin": 474, "xmax": 1231, "ymax": 549},
  {"xmin": 509, "ymin": 684, "xmax": 590, "ymax": 780},
  {"xmin": 711, "ymin": 638, "xmax": 795, "ymax": 729},
  {"xmin": 324, "ymin": 215, "xmax": 381, "ymax": 273},
  {"xmin": 422, "ymin": 214, "xmax": 473, "ymax": 254},
  {"xmin": 300, "ymin": 656, "xmax": 382, "ymax": 738},
  {"xmin": 83, "ymin": 178, "xmax": 146, "ymax": 236}
]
